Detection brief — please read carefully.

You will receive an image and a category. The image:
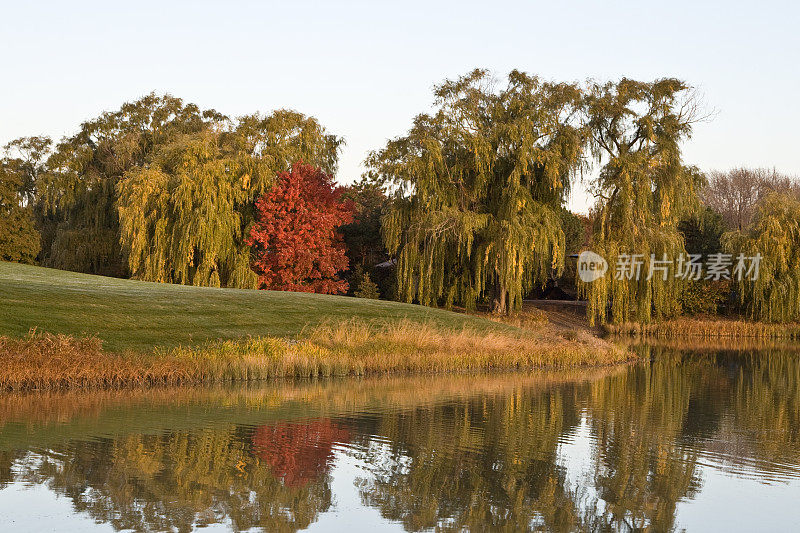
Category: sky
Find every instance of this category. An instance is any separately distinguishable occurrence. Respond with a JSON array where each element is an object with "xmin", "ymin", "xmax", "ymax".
[{"xmin": 1, "ymin": 0, "xmax": 798, "ymax": 212}]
